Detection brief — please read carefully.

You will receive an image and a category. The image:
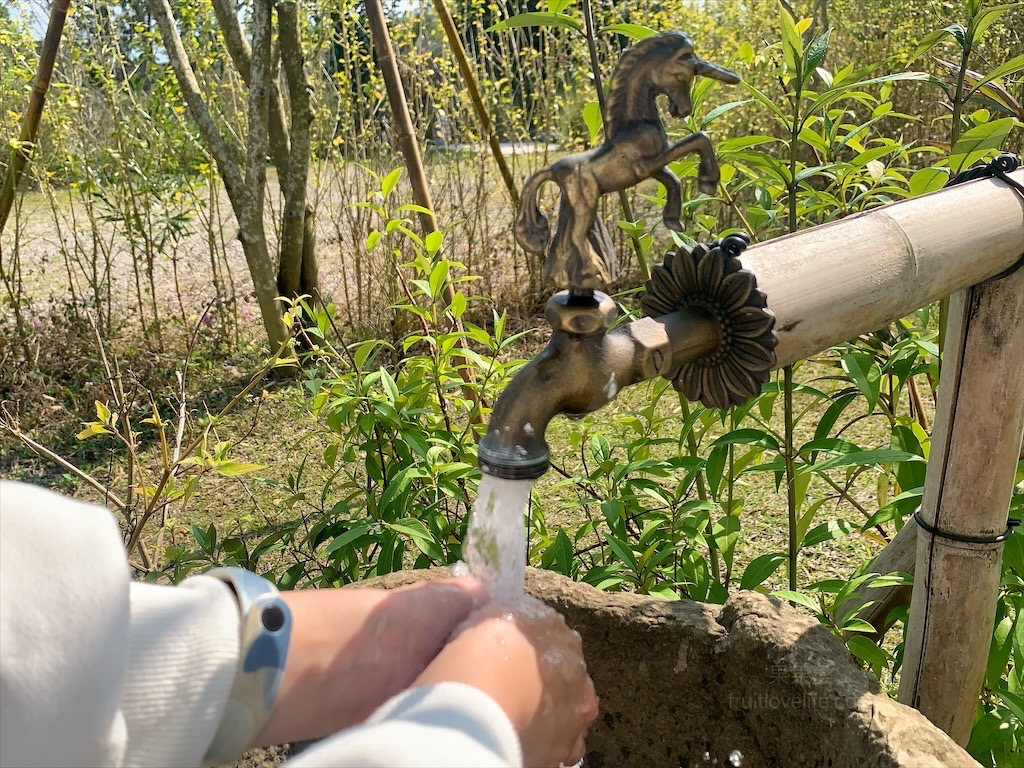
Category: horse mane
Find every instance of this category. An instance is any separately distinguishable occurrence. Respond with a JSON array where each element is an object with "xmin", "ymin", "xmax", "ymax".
[{"xmin": 604, "ymin": 32, "xmax": 692, "ymax": 136}]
